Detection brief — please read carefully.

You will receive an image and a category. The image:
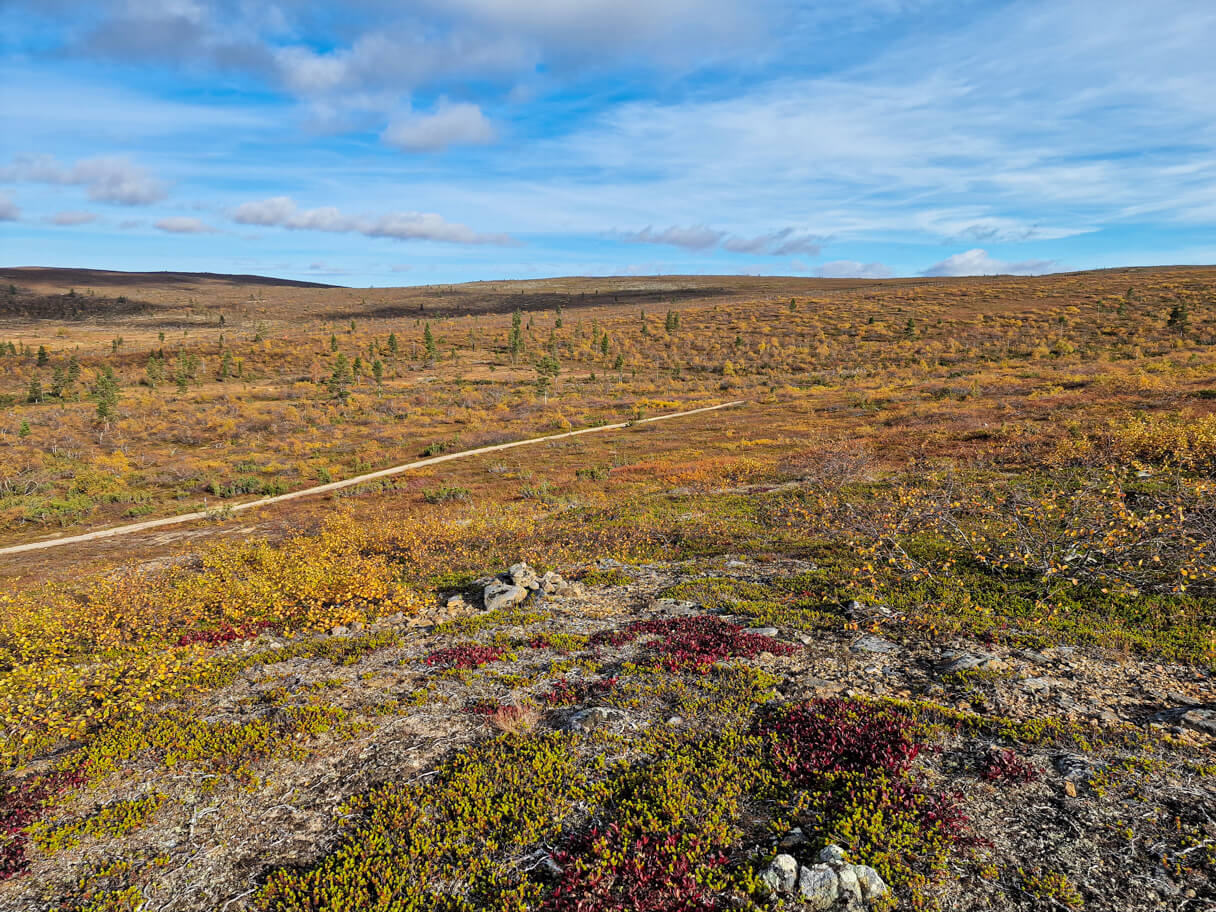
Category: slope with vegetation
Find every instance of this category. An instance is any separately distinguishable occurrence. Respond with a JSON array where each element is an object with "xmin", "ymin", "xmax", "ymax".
[{"xmin": 0, "ymin": 266, "xmax": 1213, "ymax": 911}]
